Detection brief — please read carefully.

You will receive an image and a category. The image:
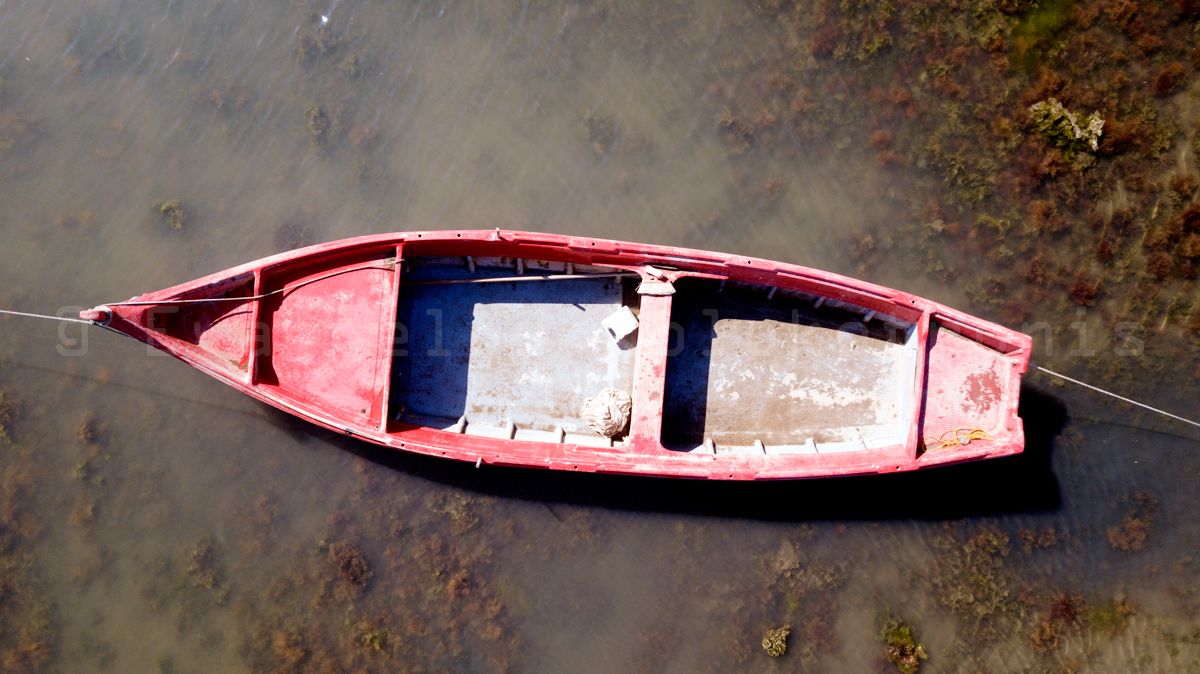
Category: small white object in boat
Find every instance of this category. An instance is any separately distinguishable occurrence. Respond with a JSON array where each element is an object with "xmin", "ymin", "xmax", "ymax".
[{"xmin": 601, "ymin": 306, "xmax": 639, "ymax": 341}]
